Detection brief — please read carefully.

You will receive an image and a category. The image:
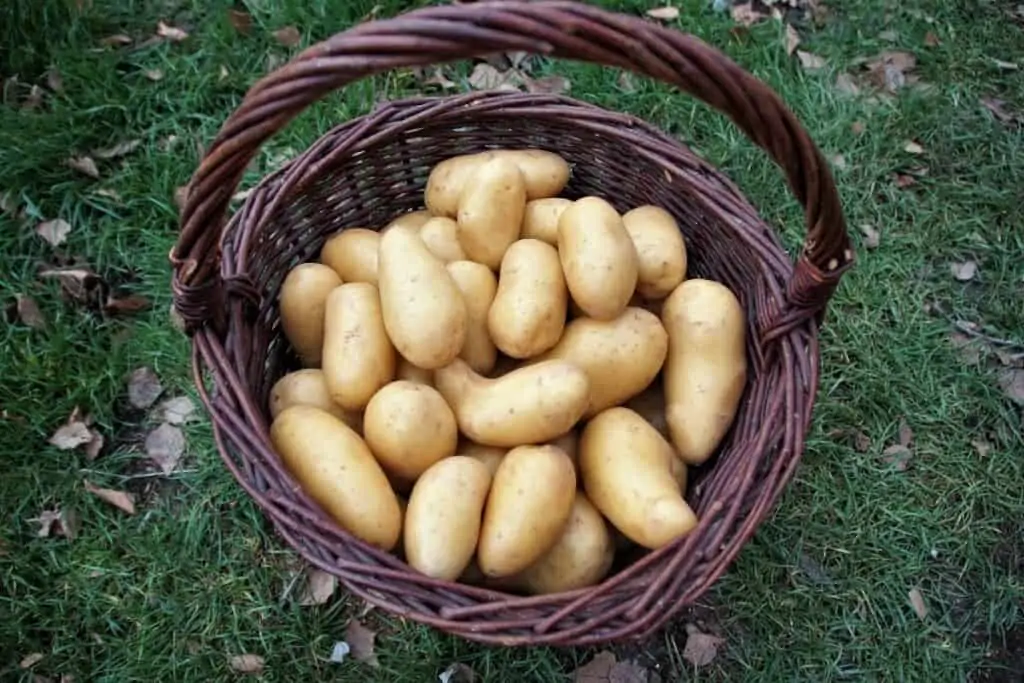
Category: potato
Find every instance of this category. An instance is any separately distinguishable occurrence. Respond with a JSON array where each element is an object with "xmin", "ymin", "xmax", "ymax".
[
  {"xmin": 363, "ymin": 380, "xmax": 458, "ymax": 481},
  {"xmin": 446, "ymin": 260, "xmax": 498, "ymax": 374},
  {"xmin": 378, "ymin": 226, "xmax": 467, "ymax": 369},
  {"xmin": 622, "ymin": 206, "xmax": 687, "ymax": 299},
  {"xmin": 435, "ymin": 358, "xmax": 590, "ymax": 448},
  {"xmin": 419, "ymin": 217, "xmax": 467, "ymax": 263},
  {"xmin": 384, "ymin": 209, "xmax": 432, "ymax": 233},
  {"xmin": 539, "ymin": 307, "xmax": 667, "ymax": 416},
  {"xmin": 321, "ymin": 283, "xmax": 395, "ymax": 410},
  {"xmin": 558, "ymin": 197, "xmax": 638, "ymax": 321},
  {"xmin": 549, "ymin": 431, "xmax": 579, "ymax": 478},
  {"xmin": 268, "ymin": 369, "xmax": 362, "ymax": 433},
  {"xmin": 488, "ymin": 239, "xmax": 567, "ymax": 359},
  {"xmin": 517, "ymin": 494, "xmax": 614, "ymax": 594},
  {"xmin": 478, "ymin": 444, "xmax": 576, "ymax": 576},
  {"xmin": 404, "ymin": 456, "xmax": 492, "ymax": 580},
  {"xmin": 662, "ymin": 279, "xmax": 747, "ymax": 465},
  {"xmin": 458, "ymin": 442, "xmax": 507, "ymax": 478},
  {"xmin": 580, "ymin": 407, "xmax": 698, "ymax": 549},
  {"xmin": 270, "ymin": 405, "xmax": 401, "ymax": 550},
  {"xmin": 521, "ymin": 198, "xmax": 572, "ymax": 245},
  {"xmin": 396, "ymin": 357, "xmax": 433, "ymax": 386},
  {"xmin": 457, "ymin": 157, "xmax": 525, "ymax": 269},
  {"xmin": 278, "ymin": 263, "xmax": 342, "ymax": 366},
  {"xmin": 320, "ymin": 228, "xmax": 380, "ymax": 285},
  {"xmin": 425, "ymin": 154, "xmax": 481, "ymax": 218}
]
